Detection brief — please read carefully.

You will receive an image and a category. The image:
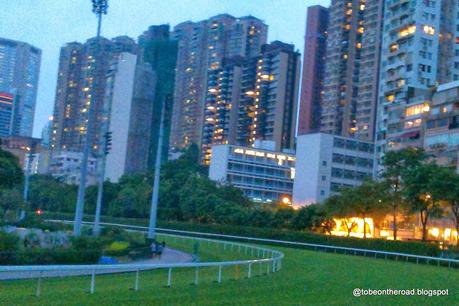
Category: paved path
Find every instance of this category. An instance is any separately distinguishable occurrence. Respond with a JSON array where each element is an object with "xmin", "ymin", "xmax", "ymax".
[{"xmin": 0, "ymin": 247, "xmax": 193, "ymax": 280}]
